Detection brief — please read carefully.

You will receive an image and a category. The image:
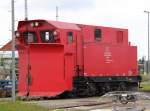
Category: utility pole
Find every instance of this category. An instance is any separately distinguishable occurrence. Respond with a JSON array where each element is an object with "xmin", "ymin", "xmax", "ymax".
[
  {"xmin": 11, "ymin": 0, "xmax": 16, "ymax": 102},
  {"xmin": 144, "ymin": 11, "xmax": 150, "ymax": 85},
  {"xmin": 25, "ymin": 0, "xmax": 28, "ymax": 20},
  {"xmin": 56, "ymin": 6, "xmax": 58, "ymax": 21}
]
